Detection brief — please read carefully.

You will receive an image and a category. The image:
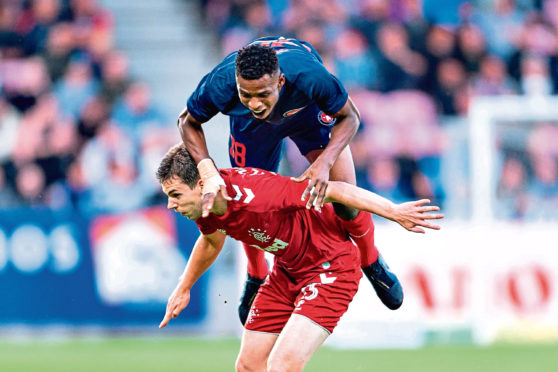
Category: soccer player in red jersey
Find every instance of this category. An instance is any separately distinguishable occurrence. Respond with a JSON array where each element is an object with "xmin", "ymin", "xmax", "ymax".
[{"xmin": 157, "ymin": 144, "xmax": 443, "ymax": 371}]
